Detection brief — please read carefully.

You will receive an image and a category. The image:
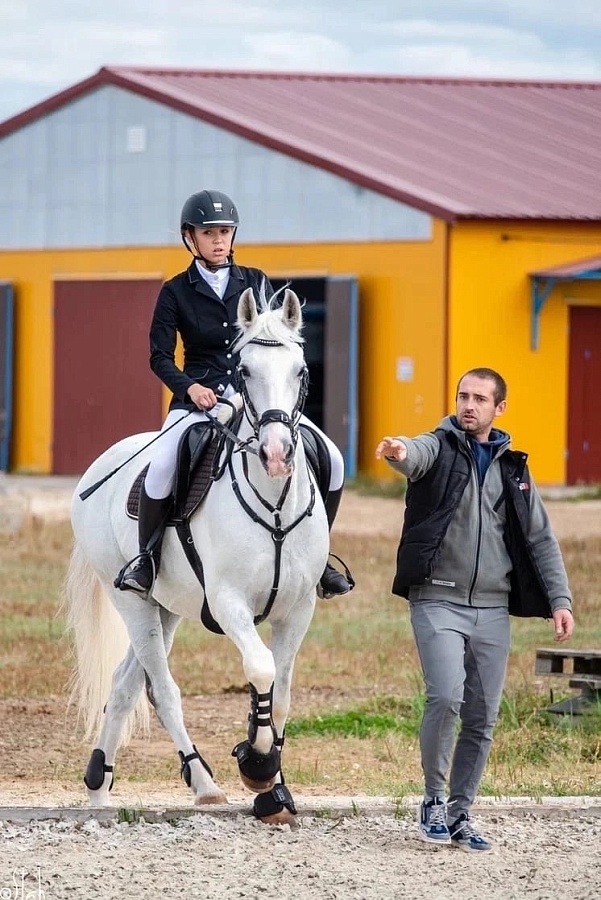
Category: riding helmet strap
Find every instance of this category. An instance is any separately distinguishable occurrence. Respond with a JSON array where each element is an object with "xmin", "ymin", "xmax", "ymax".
[{"xmin": 178, "ymin": 744, "xmax": 213, "ymax": 787}]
